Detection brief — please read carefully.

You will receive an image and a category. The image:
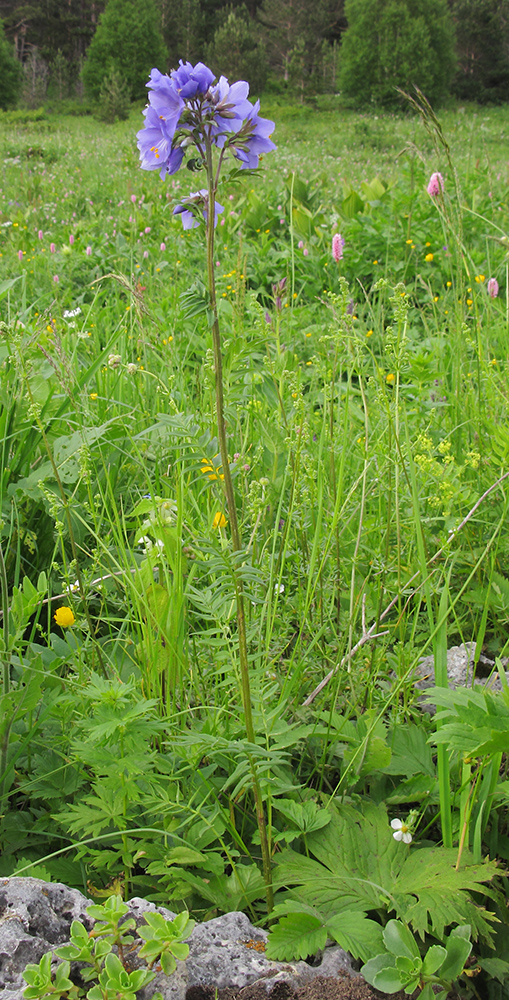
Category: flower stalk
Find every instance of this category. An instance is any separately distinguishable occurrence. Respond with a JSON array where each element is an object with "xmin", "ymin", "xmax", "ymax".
[
  {"xmin": 204, "ymin": 137, "xmax": 274, "ymax": 912},
  {"xmin": 137, "ymin": 59, "xmax": 277, "ymax": 912}
]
